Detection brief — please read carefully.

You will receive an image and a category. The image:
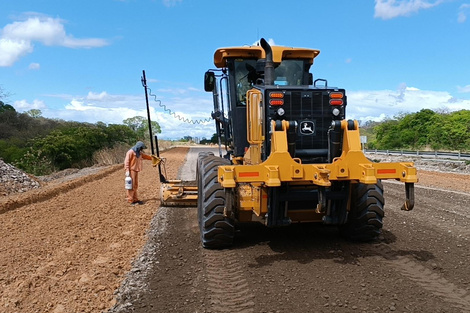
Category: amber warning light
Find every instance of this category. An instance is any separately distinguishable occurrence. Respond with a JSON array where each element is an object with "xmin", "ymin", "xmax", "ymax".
[
  {"xmin": 269, "ymin": 92, "xmax": 284, "ymax": 106},
  {"xmin": 329, "ymin": 92, "xmax": 343, "ymax": 106}
]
